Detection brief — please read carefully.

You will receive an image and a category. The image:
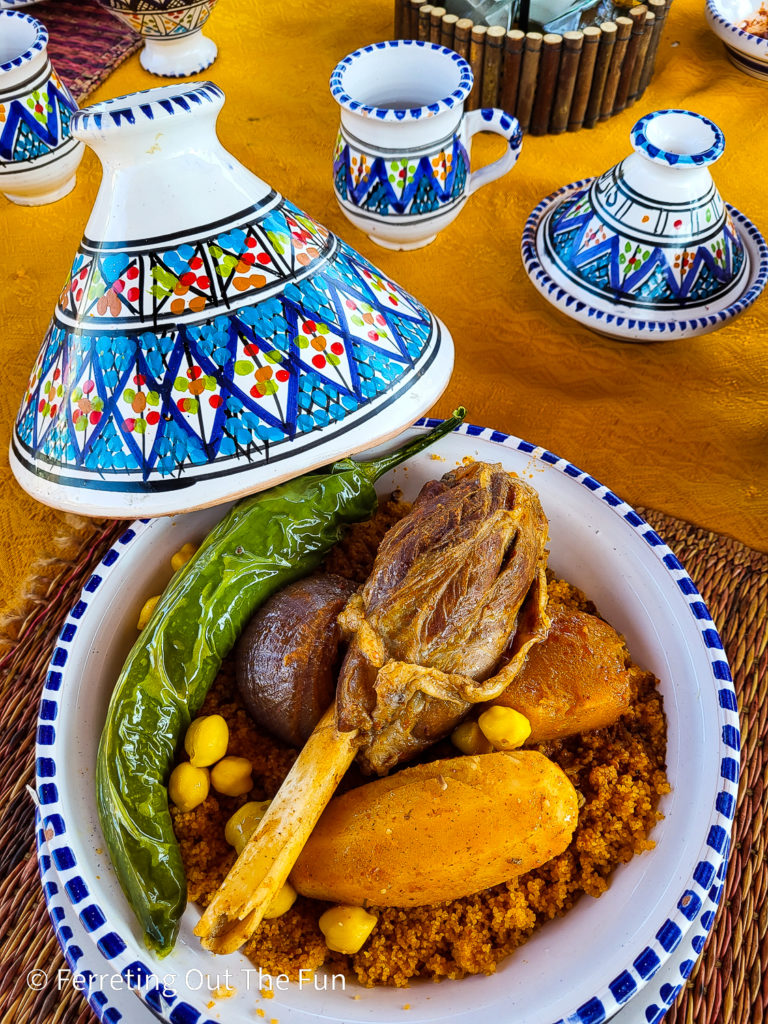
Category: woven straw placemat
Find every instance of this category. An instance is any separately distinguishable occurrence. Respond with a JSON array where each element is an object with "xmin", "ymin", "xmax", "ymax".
[
  {"xmin": 0, "ymin": 507, "xmax": 765, "ymax": 1024},
  {"xmin": 27, "ymin": 0, "xmax": 140, "ymax": 103}
]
